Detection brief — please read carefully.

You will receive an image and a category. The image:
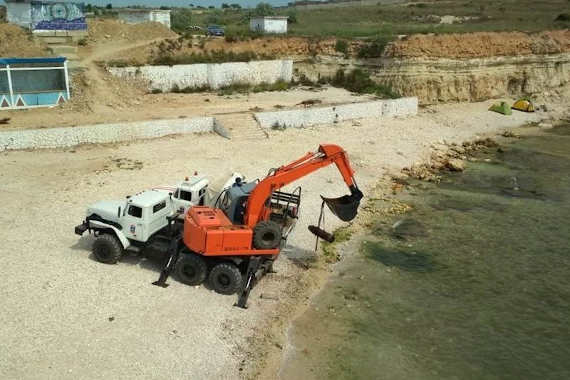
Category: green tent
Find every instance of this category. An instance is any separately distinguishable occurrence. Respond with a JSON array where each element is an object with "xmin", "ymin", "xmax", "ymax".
[{"xmin": 489, "ymin": 101, "xmax": 512, "ymax": 115}]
